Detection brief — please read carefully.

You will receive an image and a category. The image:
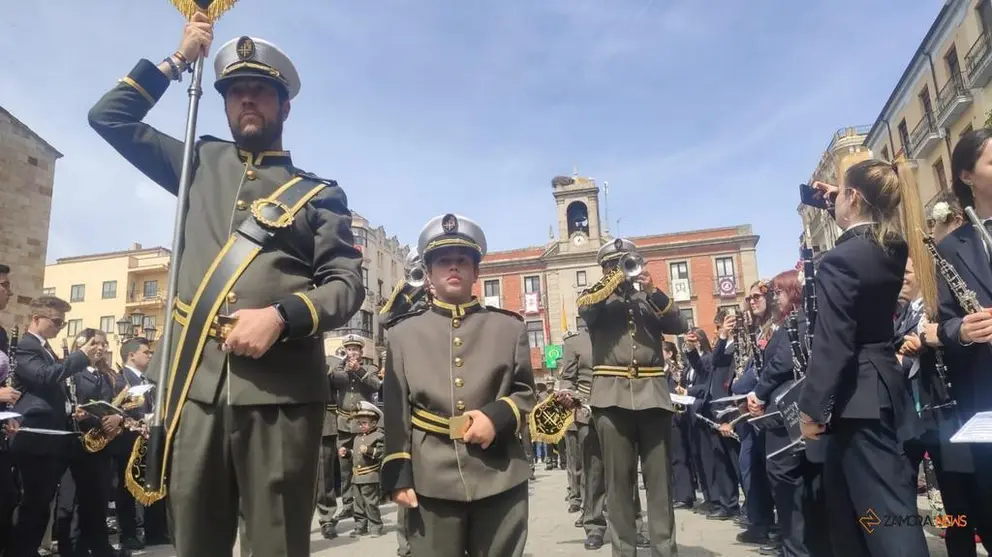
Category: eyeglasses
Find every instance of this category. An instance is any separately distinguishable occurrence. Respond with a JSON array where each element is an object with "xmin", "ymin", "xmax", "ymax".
[
  {"xmin": 36, "ymin": 315, "xmax": 66, "ymax": 328},
  {"xmin": 746, "ymin": 294, "xmax": 764, "ymax": 302}
]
